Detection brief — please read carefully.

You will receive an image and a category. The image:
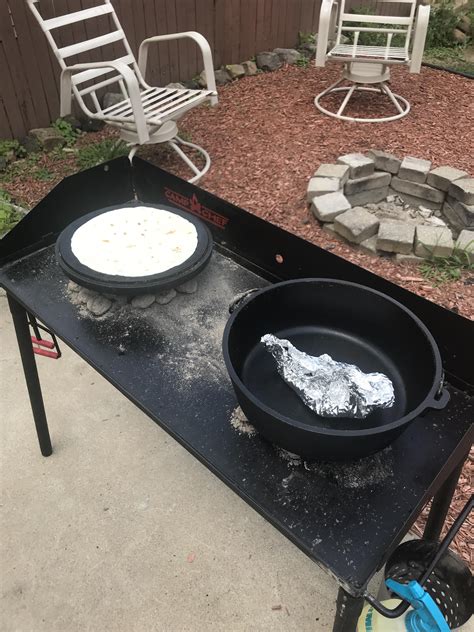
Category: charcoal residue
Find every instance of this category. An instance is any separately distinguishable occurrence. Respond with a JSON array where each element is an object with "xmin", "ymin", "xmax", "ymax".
[{"xmin": 304, "ymin": 448, "xmax": 394, "ymax": 489}]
